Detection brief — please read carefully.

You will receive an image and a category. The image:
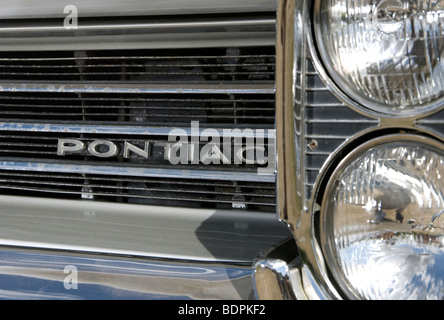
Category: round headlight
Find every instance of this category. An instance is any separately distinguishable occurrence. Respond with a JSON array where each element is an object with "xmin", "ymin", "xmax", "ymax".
[
  {"xmin": 321, "ymin": 135, "xmax": 444, "ymax": 300},
  {"xmin": 315, "ymin": 0, "xmax": 444, "ymax": 116}
]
